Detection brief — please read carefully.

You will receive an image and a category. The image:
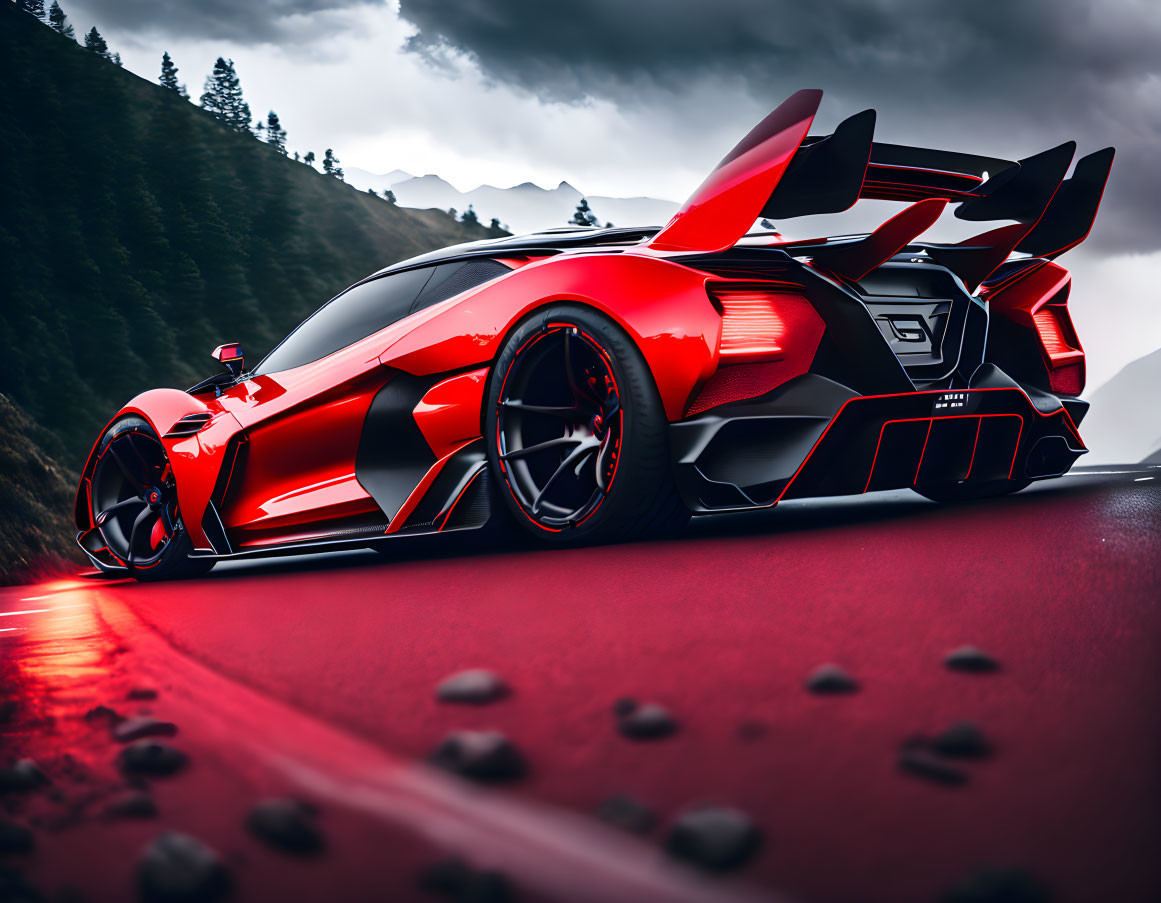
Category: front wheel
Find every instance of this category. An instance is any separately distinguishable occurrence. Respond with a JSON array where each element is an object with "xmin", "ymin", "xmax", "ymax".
[
  {"xmin": 485, "ymin": 305, "xmax": 688, "ymax": 545},
  {"xmin": 89, "ymin": 417, "xmax": 214, "ymax": 581}
]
